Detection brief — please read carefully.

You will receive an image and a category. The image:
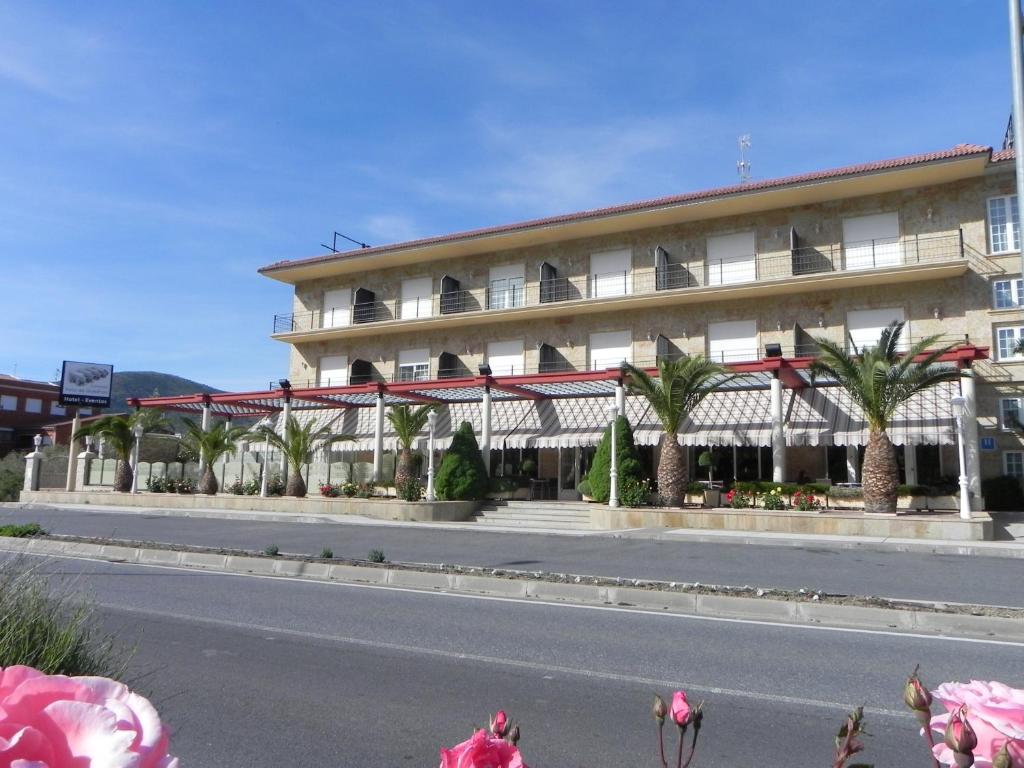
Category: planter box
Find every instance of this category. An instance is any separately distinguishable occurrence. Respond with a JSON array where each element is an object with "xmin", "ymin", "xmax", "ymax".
[{"xmin": 703, "ymin": 489, "xmax": 721, "ymax": 508}]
